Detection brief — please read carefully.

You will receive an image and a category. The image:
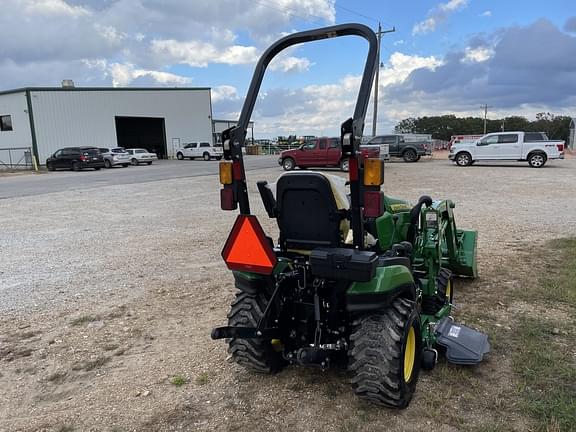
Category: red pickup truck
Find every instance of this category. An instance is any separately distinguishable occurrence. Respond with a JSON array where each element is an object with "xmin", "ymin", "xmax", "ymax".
[{"xmin": 278, "ymin": 137, "xmax": 378, "ymax": 171}]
